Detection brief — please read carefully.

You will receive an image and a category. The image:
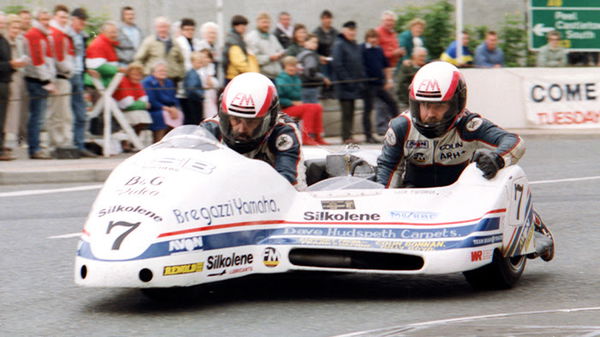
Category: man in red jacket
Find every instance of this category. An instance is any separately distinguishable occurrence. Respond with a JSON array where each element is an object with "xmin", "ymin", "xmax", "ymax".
[
  {"xmin": 23, "ymin": 8, "xmax": 56, "ymax": 159},
  {"xmin": 47, "ymin": 5, "xmax": 75, "ymax": 153}
]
